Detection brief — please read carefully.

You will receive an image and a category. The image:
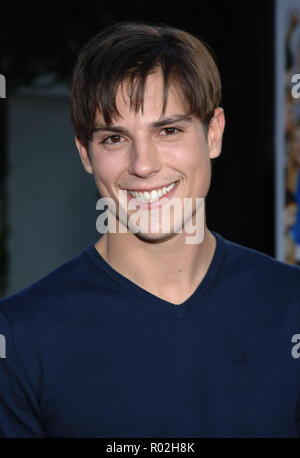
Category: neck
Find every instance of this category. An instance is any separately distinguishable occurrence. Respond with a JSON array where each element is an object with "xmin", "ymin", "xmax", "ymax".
[{"xmin": 95, "ymin": 217, "xmax": 216, "ymax": 305}]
